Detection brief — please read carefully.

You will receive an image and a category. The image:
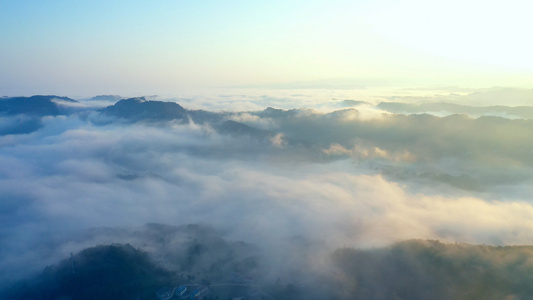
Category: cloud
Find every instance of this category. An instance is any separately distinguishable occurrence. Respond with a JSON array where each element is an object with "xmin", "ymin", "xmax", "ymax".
[
  {"xmin": 3, "ymin": 93, "xmax": 533, "ymax": 289},
  {"xmin": 269, "ymin": 133, "xmax": 286, "ymax": 148},
  {"xmin": 322, "ymin": 143, "xmax": 415, "ymax": 162},
  {"xmin": 0, "ymin": 115, "xmax": 42, "ymax": 135}
]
